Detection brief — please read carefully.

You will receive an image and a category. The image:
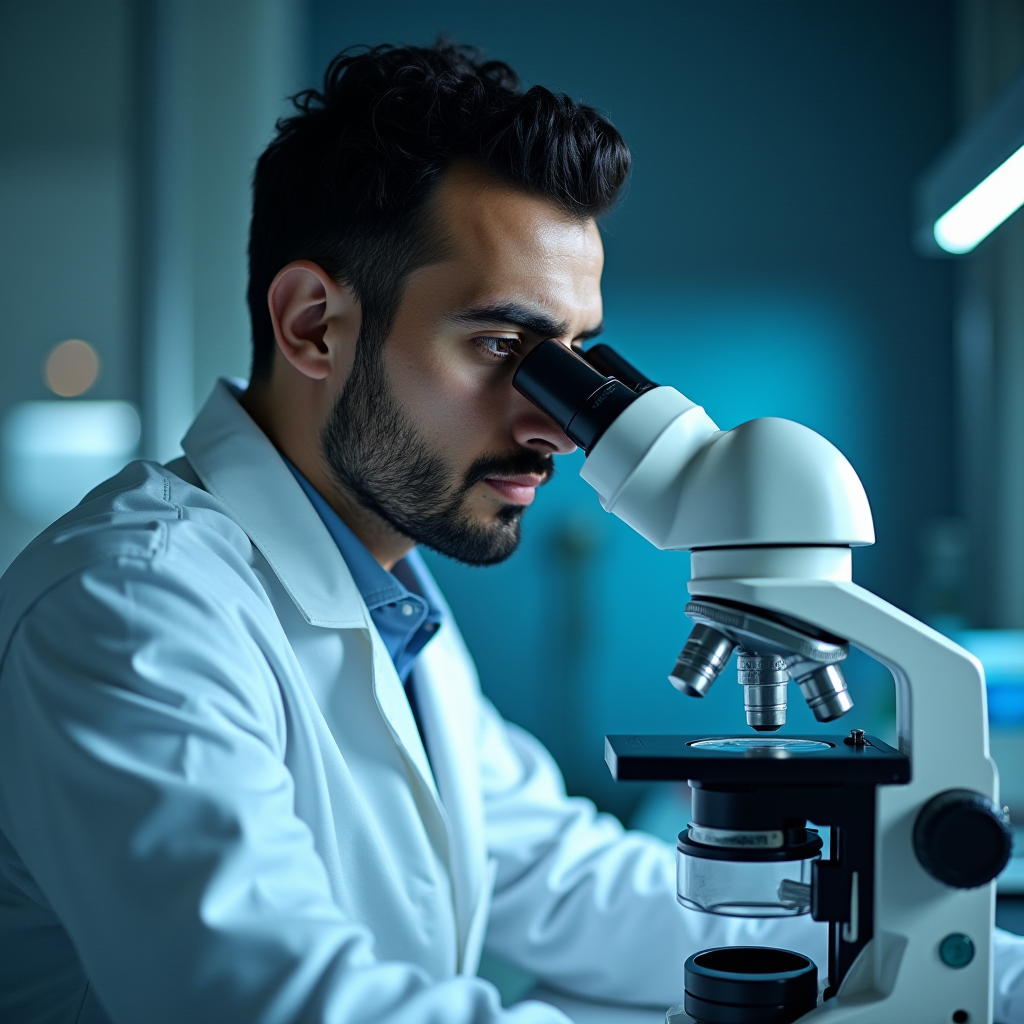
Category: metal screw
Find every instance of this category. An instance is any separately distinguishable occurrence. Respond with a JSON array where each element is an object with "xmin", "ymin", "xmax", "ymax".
[{"xmin": 845, "ymin": 728, "xmax": 867, "ymax": 747}]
